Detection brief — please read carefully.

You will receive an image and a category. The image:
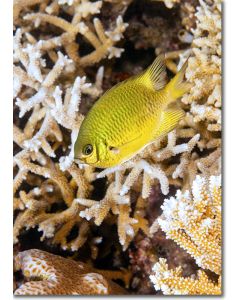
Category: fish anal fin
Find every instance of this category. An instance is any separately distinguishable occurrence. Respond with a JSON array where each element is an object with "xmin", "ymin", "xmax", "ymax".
[{"xmin": 153, "ymin": 108, "xmax": 184, "ymax": 139}]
